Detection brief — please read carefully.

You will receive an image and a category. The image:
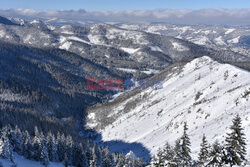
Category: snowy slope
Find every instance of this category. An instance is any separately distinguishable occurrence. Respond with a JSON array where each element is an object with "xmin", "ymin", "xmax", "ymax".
[
  {"xmin": 86, "ymin": 56, "xmax": 250, "ymax": 160},
  {"xmin": 0, "ymin": 153, "xmax": 67, "ymax": 167}
]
